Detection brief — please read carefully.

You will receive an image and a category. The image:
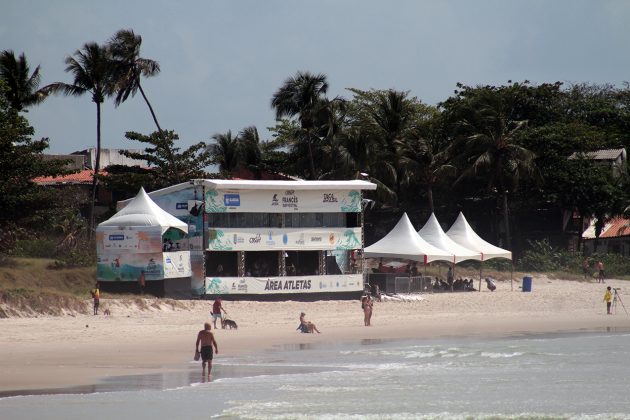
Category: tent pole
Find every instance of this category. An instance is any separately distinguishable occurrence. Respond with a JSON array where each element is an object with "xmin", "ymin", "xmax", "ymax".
[{"xmin": 479, "ymin": 261, "xmax": 482, "ymax": 292}]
